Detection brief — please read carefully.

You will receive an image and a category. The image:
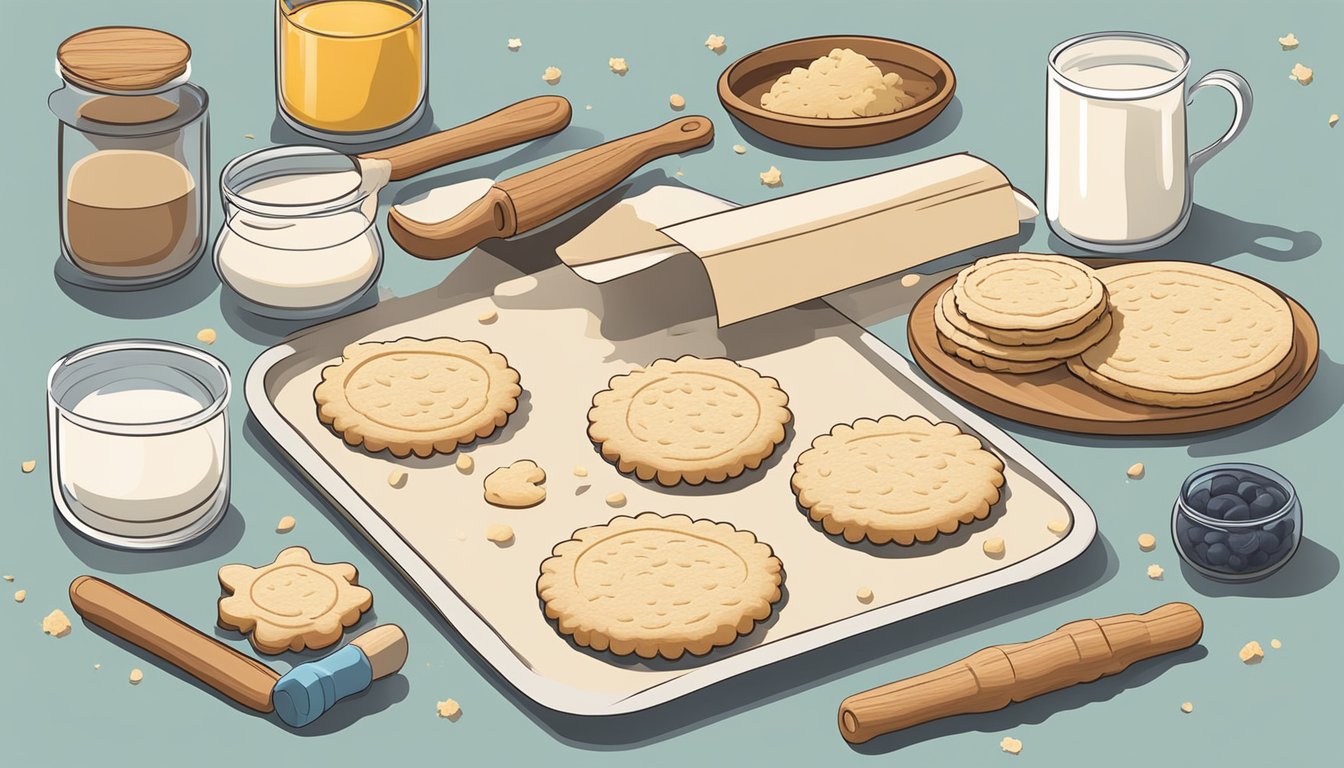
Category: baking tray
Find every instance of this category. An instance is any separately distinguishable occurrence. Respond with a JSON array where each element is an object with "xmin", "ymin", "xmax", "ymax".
[{"xmin": 244, "ymin": 249, "xmax": 1096, "ymax": 716}]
